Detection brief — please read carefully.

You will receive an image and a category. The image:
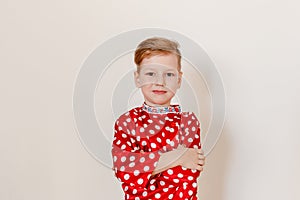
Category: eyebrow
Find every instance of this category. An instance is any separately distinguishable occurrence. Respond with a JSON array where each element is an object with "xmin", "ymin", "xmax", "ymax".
[
  {"xmin": 141, "ymin": 67, "xmax": 157, "ymax": 71},
  {"xmin": 141, "ymin": 67, "xmax": 177, "ymax": 71}
]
